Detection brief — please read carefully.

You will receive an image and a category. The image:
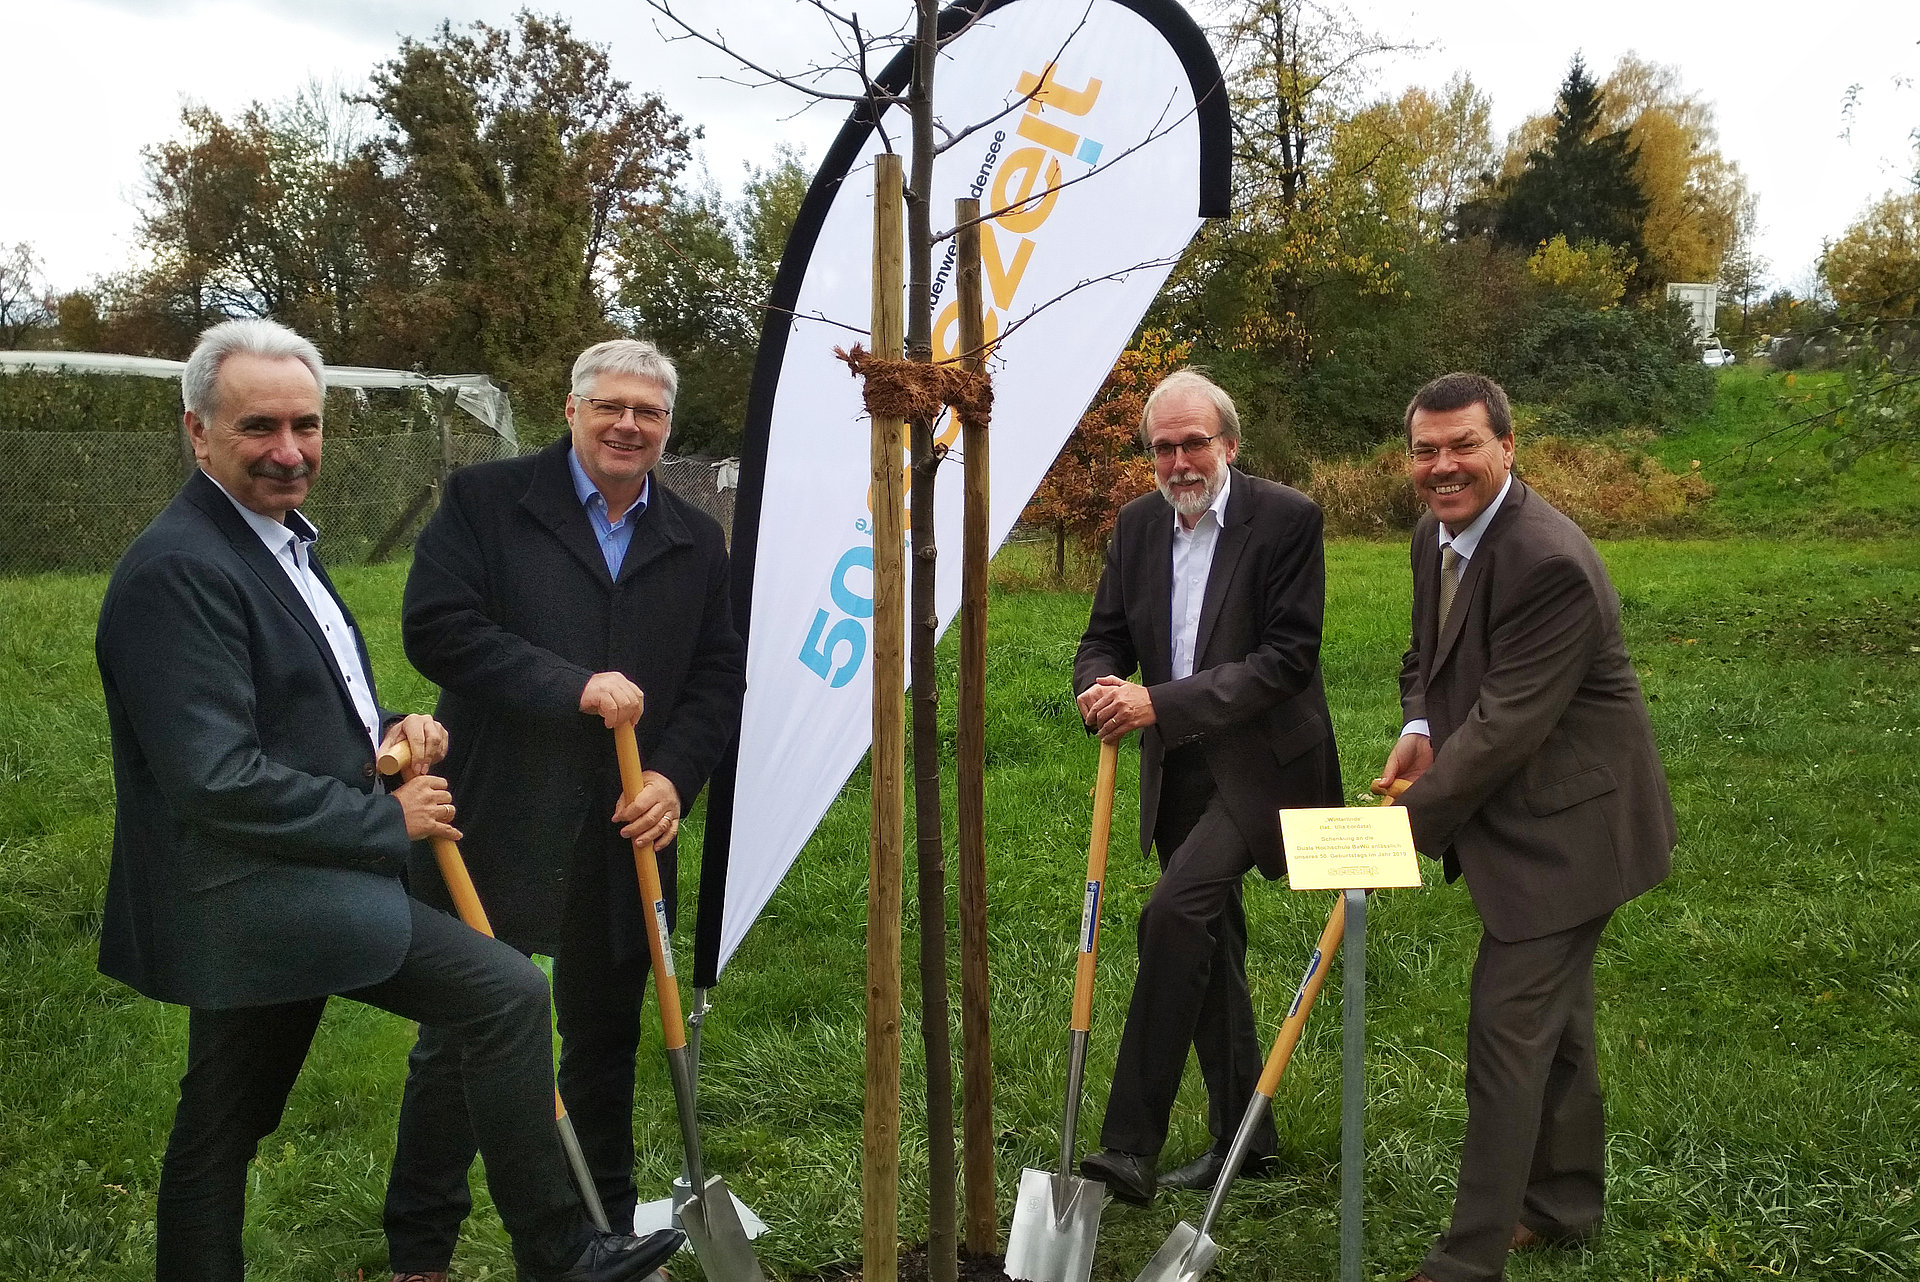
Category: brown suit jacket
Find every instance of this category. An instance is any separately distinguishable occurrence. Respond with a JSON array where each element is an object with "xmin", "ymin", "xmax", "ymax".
[
  {"xmin": 1075, "ymin": 469, "xmax": 1344, "ymax": 878},
  {"xmin": 1399, "ymin": 479, "xmax": 1675, "ymax": 942}
]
